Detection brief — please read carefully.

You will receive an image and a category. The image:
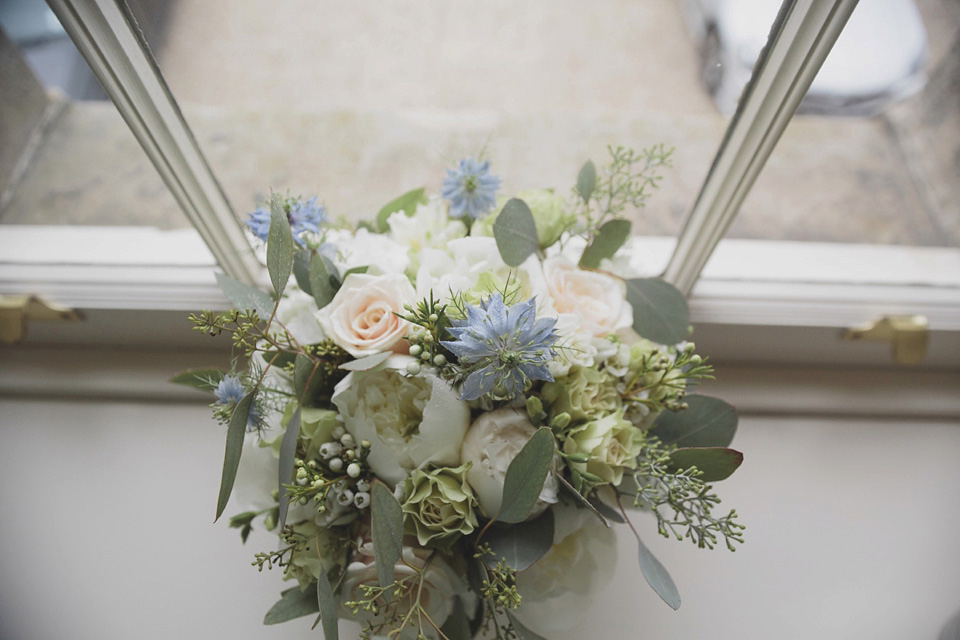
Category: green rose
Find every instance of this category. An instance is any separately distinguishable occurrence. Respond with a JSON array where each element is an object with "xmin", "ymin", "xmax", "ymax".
[
  {"xmin": 562, "ymin": 409, "xmax": 644, "ymax": 486},
  {"xmin": 469, "ymin": 189, "xmax": 574, "ymax": 249},
  {"xmin": 285, "ymin": 520, "xmax": 349, "ymax": 590},
  {"xmin": 542, "ymin": 365, "xmax": 622, "ymax": 425},
  {"xmin": 277, "ymin": 403, "xmax": 340, "ymax": 461},
  {"xmin": 401, "ymin": 463, "xmax": 478, "ymax": 546}
]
